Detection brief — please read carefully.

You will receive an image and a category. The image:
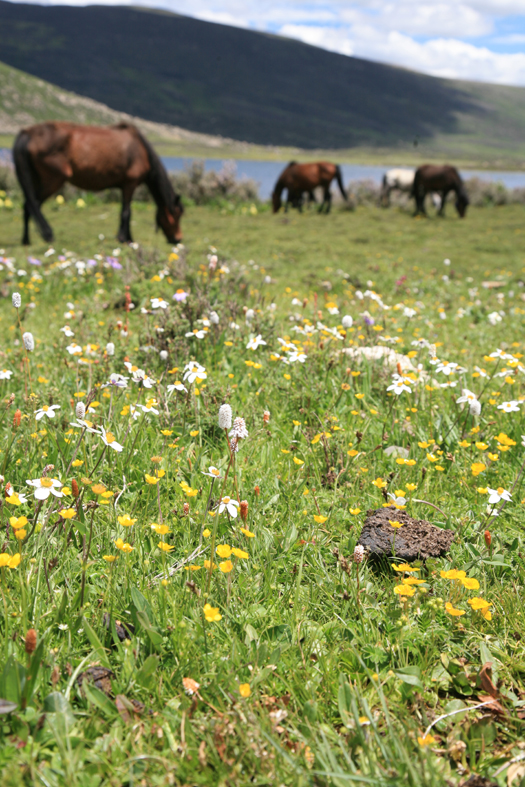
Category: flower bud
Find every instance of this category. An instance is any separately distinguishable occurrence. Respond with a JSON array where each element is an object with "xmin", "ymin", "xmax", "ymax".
[
  {"xmin": 240, "ymin": 500, "xmax": 248, "ymax": 522},
  {"xmin": 22, "ymin": 332, "xmax": 34, "ymax": 352},
  {"xmin": 254, "ymin": 485, "xmax": 260, "ymax": 497},
  {"xmin": 12, "ymin": 292, "xmax": 21, "ymax": 309},
  {"xmin": 106, "ymin": 342, "xmax": 115, "ymax": 356},
  {"xmin": 218, "ymin": 403, "xmax": 232, "ymax": 429},
  {"xmin": 183, "ymin": 502, "xmax": 190, "ymax": 516},
  {"xmin": 484, "ymin": 530, "xmax": 492, "ymax": 548},
  {"xmin": 342, "ymin": 315, "xmax": 353, "ymax": 328},
  {"xmin": 42, "ymin": 464, "xmax": 54, "ymax": 477},
  {"xmin": 72, "ymin": 479, "xmax": 79, "ymax": 498},
  {"xmin": 353, "ymin": 545, "xmax": 365, "ymax": 564},
  {"xmin": 75, "ymin": 401, "xmax": 86, "ymax": 420},
  {"xmin": 13, "ymin": 409, "xmax": 21, "ymax": 428},
  {"xmin": 210, "ymin": 311, "xmax": 219, "ymax": 325},
  {"xmin": 25, "ymin": 629, "xmax": 37, "ymax": 655},
  {"xmin": 263, "ymin": 410, "xmax": 270, "ymax": 424},
  {"xmin": 160, "ymin": 350, "xmax": 168, "ymax": 361}
]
